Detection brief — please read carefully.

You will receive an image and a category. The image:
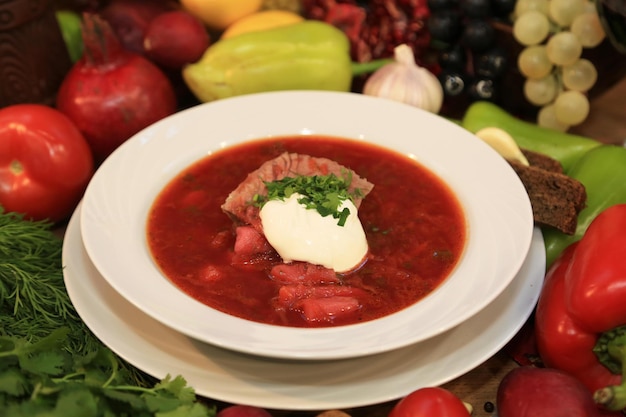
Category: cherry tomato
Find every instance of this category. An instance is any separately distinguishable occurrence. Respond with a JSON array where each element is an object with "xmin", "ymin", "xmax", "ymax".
[
  {"xmin": 389, "ymin": 387, "xmax": 471, "ymax": 417},
  {"xmin": 216, "ymin": 405, "xmax": 273, "ymax": 417},
  {"xmin": 0, "ymin": 104, "xmax": 94, "ymax": 223}
]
